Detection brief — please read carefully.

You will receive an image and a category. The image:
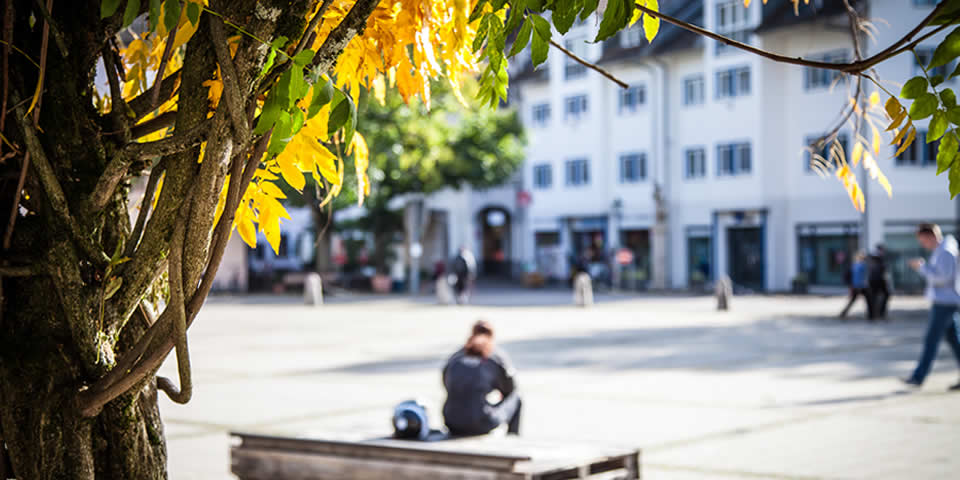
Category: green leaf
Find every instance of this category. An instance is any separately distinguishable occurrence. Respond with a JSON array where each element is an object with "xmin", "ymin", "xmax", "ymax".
[
  {"xmin": 951, "ymin": 162, "xmax": 960, "ymax": 199},
  {"xmin": 122, "ymin": 0, "xmax": 141, "ymax": 28},
  {"xmin": 149, "ymin": 0, "xmax": 162, "ymax": 31},
  {"xmin": 254, "ymin": 98, "xmax": 282, "ymax": 135},
  {"xmin": 469, "ymin": 0, "xmax": 490, "ymax": 23},
  {"xmin": 949, "ymin": 106, "xmax": 960, "ymax": 125},
  {"xmin": 530, "ymin": 15, "xmax": 549, "ymax": 67},
  {"xmin": 259, "ymin": 37, "xmax": 288, "ymax": 78},
  {"xmin": 932, "ymin": 3, "xmax": 960, "ymax": 25},
  {"xmin": 508, "ymin": 17, "xmax": 533, "ymax": 57},
  {"xmin": 930, "ymin": 110, "xmax": 949, "ymax": 143},
  {"xmin": 162, "ymin": 0, "xmax": 180, "ymax": 34},
  {"xmin": 504, "ymin": 0, "xmax": 527, "ymax": 35},
  {"xmin": 292, "ymin": 48, "xmax": 315, "ymax": 67},
  {"xmin": 938, "ymin": 132, "xmax": 959, "ymax": 174},
  {"xmin": 951, "ymin": 62, "xmax": 960, "ymax": 80},
  {"xmin": 101, "ymin": 0, "xmax": 123, "ymax": 19},
  {"xmin": 307, "ymin": 77, "xmax": 334, "ymax": 119},
  {"xmin": 104, "ymin": 276, "xmax": 123, "ymax": 300},
  {"xmin": 943, "ymin": 88, "xmax": 957, "ymax": 109},
  {"xmin": 186, "ymin": 2, "xmax": 201, "ymax": 25},
  {"xmin": 909, "ymin": 93, "xmax": 939, "ymax": 120},
  {"xmin": 580, "ymin": 0, "xmax": 600, "ymax": 21},
  {"xmin": 931, "ymin": 74, "xmax": 946, "ymax": 87},
  {"xmin": 552, "ymin": 0, "xmax": 578, "ymax": 34},
  {"xmin": 930, "ymin": 27, "xmax": 960, "ymax": 69},
  {"xmin": 594, "ymin": 0, "xmax": 631, "ymax": 43},
  {"xmin": 473, "ymin": 15, "xmax": 491, "ymax": 53},
  {"xmin": 901, "ymin": 76, "xmax": 928, "ymax": 99},
  {"xmin": 268, "ymin": 113, "xmax": 293, "ymax": 154},
  {"xmin": 328, "ymin": 91, "xmax": 351, "ymax": 136}
]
